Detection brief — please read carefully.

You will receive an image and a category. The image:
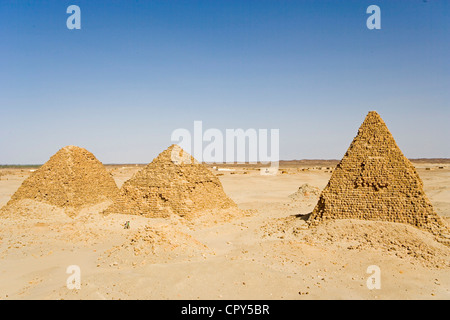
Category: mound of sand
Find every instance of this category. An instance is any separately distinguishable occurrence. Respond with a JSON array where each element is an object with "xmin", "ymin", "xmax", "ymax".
[
  {"xmin": 309, "ymin": 111, "xmax": 449, "ymax": 238},
  {"xmin": 104, "ymin": 145, "xmax": 239, "ymax": 219},
  {"xmin": 289, "ymin": 184, "xmax": 320, "ymax": 201},
  {"xmin": 1, "ymin": 146, "xmax": 118, "ymax": 217},
  {"xmin": 262, "ymin": 217, "xmax": 450, "ymax": 268},
  {"xmin": 99, "ymin": 224, "xmax": 213, "ymax": 267},
  {"xmin": 304, "ymin": 220, "xmax": 450, "ymax": 268},
  {"xmin": 0, "ymin": 199, "xmax": 72, "ymax": 221}
]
